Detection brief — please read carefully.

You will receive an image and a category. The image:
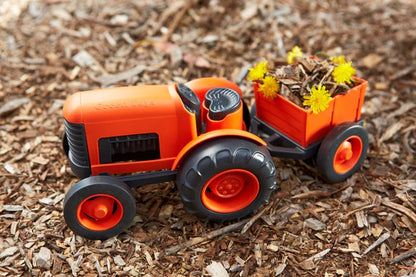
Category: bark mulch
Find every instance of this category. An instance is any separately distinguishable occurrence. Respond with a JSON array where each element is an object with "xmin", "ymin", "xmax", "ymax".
[{"xmin": 0, "ymin": 0, "xmax": 415, "ymax": 276}]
